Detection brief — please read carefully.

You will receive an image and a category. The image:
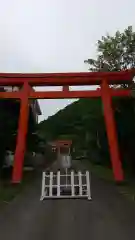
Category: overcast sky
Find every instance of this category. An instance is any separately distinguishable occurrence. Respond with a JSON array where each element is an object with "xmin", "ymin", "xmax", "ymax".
[{"xmin": 0, "ymin": 0, "xmax": 135, "ymax": 121}]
